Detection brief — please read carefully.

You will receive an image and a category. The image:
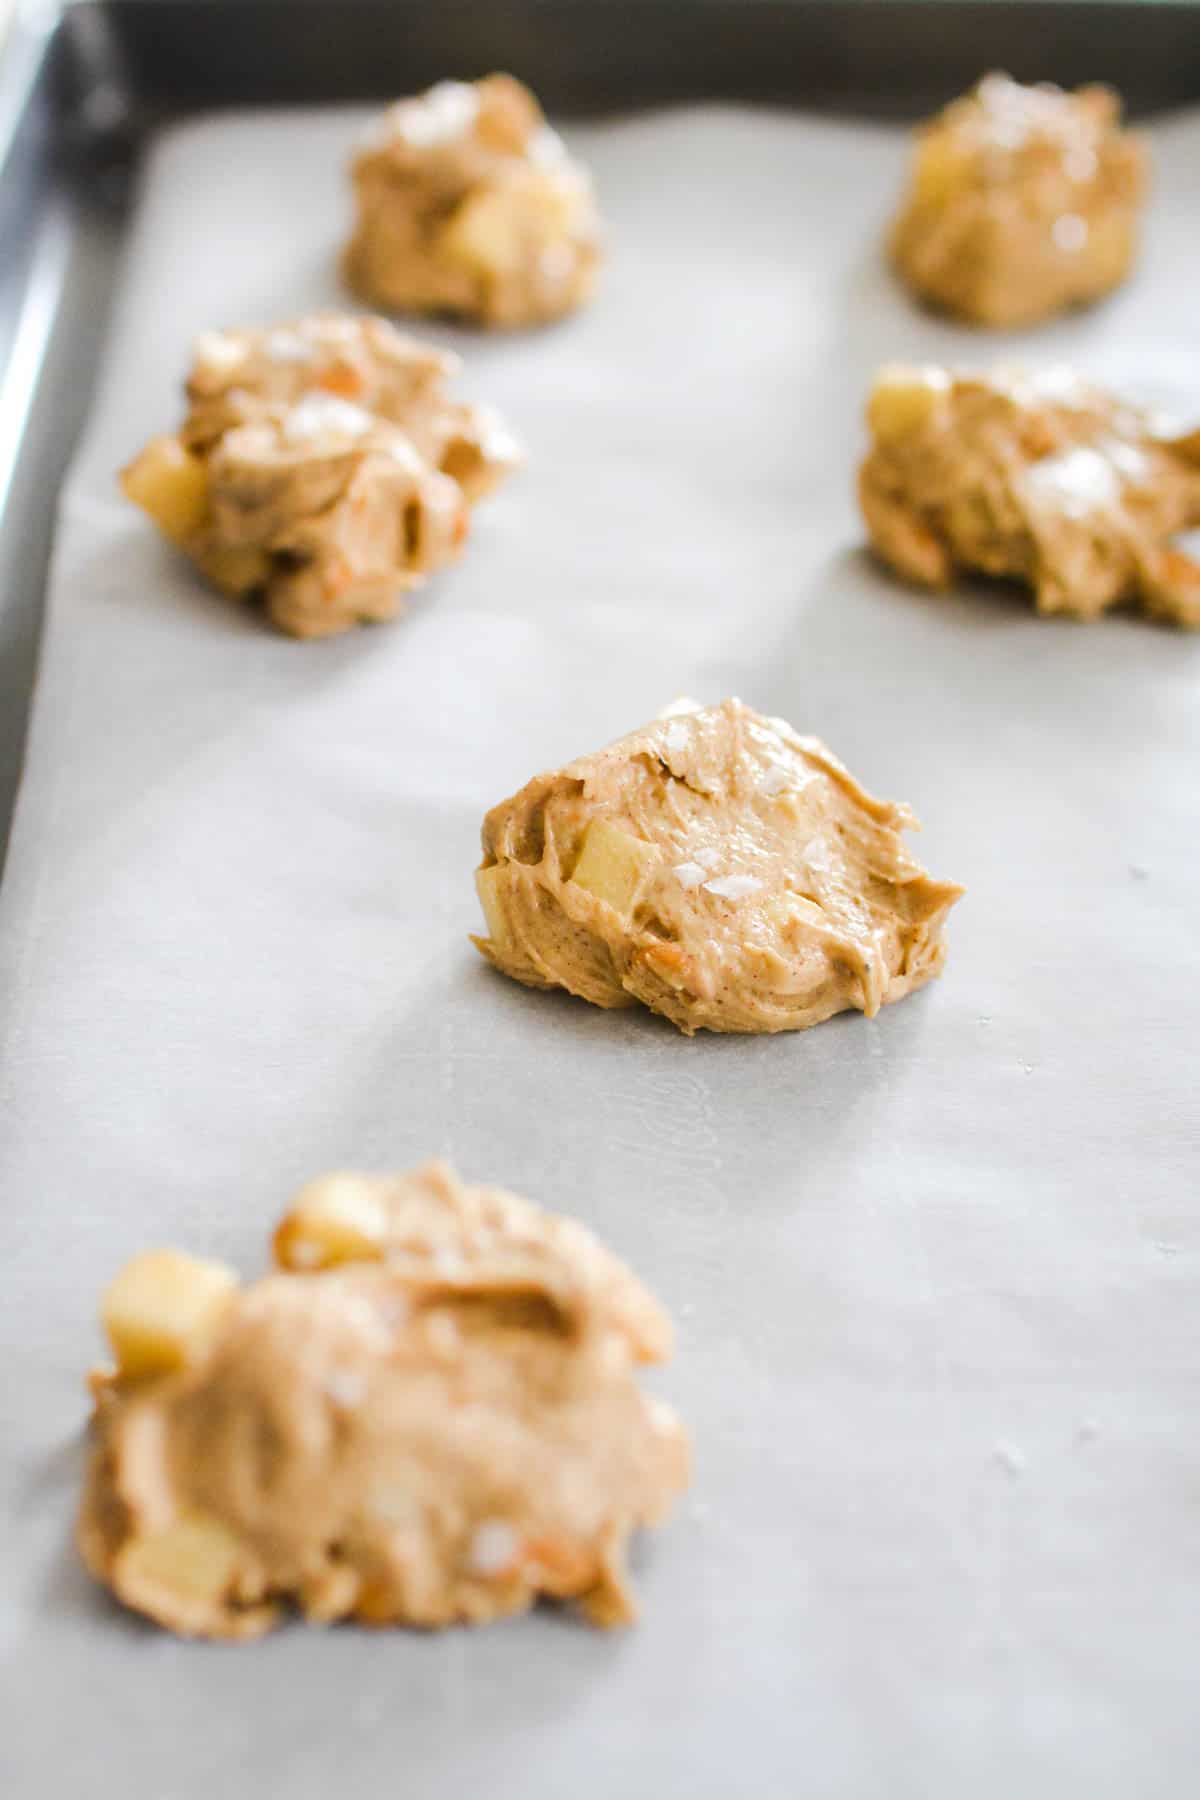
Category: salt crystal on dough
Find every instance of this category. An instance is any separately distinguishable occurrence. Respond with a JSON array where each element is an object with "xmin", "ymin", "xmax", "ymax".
[
  {"xmin": 393, "ymin": 81, "xmax": 480, "ymax": 150},
  {"xmin": 1025, "ymin": 446, "xmax": 1119, "ymax": 515},
  {"xmin": 468, "ymin": 1518, "xmax": 519, "ymax": 1577},
  {"xmin": 282, "ymin": 395, "xmax": 374, "ymax": 444},
  {"xmin": 193, "ymin": 330, "xmax": 246, "ymax": 375},
  {"xmin": 325, "ymin": 1368, "xmax": 366, "ymax": 1408},
  {"xmin": 703, "ymin": 874, "xmax": 764, "ymax": 901}
]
